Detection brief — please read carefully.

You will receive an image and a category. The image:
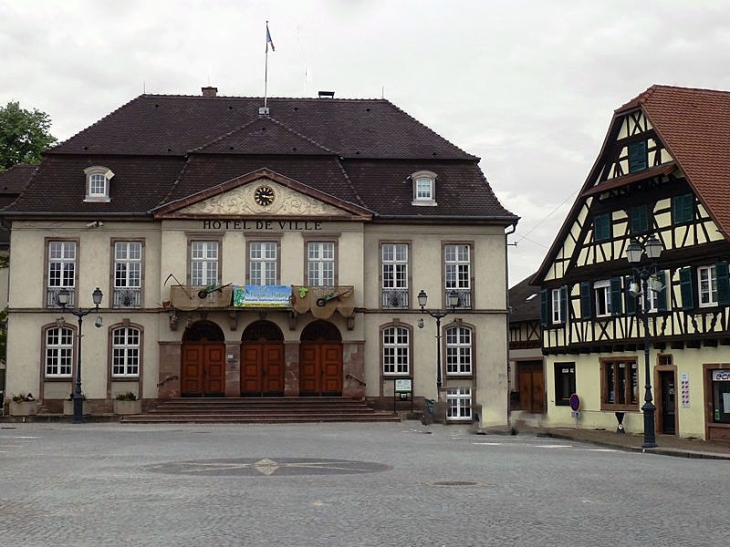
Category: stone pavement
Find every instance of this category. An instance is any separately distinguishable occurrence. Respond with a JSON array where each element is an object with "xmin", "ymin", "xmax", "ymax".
[{"xmin": 498, "ymin": 423, "xmax": 730, "ymax": 460}]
